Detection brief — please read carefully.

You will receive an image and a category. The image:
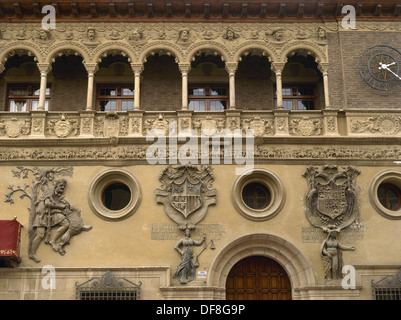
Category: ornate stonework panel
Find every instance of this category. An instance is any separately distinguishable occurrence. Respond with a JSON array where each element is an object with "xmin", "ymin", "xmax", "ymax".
[
  {"xmin": 156, "ymin": 165, "xmax": 216, "ymax": 228},
  {"xmin": 290, "ymin": 117, "xmax": 323, "ymax": 136},
  {"xmin": 46, "ymin": 114, "xmax": 80, "ymax": 138},
  {"xmin": 303, "ymin": 165, "xmax": 361, "ymax": 281},
  {"xmin": 350, "ymin": 114, "xmax": 401, "ymax": 136},
  {"xmin": 0, "ymin": 118, "xmax": 31, "ymax": 138}
]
